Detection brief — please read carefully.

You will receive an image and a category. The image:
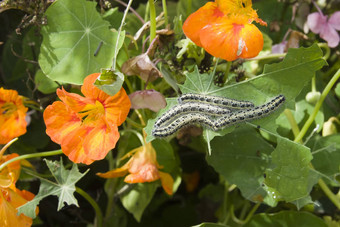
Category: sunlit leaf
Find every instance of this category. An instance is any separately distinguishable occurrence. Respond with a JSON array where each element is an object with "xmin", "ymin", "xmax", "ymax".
[
  {"xmin": 17, "ymin": 159, "xmax": 88, "ymax": 218},
  {"xmin": 265, "ymin": 137, "xmax": 319, "ymax": 202},
  {"xmin": 94, "ymin": 69, "xmax": 124, "ymax": 96},
  {"xmin": 39, "ymin": 0, "xmax": 125, "ymax": 85}
]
